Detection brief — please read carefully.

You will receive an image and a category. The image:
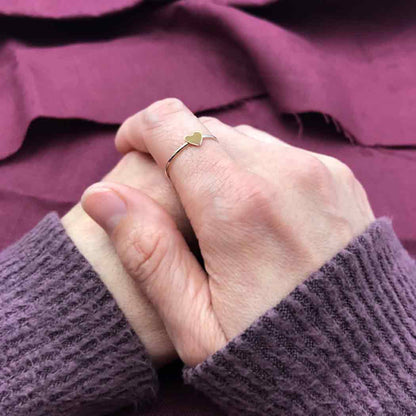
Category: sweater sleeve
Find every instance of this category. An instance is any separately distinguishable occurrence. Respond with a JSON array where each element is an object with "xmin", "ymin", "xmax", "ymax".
[
  {"xmin": 184, "ymin": 219, "xmax": 416, "ymax": 415},
  {"xmin": 0, "ymin": 213, "xmax": 158, "ymax": 416}
]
